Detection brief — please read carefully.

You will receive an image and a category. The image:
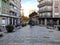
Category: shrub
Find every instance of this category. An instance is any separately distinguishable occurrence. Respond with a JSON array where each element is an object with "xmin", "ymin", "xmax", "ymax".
[
  {"xmin": 15, "ymin": 24, "xmax": 20, "ymax": 27},
  {"xmin": 5, "ymin": 25, "xmax": 14, "ymax": 32},
  {"xmin": 2, "ymin": 0, "xmax": 9, "ymax": 3},
  {"xmin": 22, "ymin": 24, "xmax": 26, "ymax": 27},
  {"xmin": 57, "ymin": 26, "xmax": 60, "ymax": 31},
  {"xmin": 0, "ymin": 29, "xmax": 3, "ymax": 37},
  {"xmin": 0, "ymin": 29, "xmax": 2, "ymax": 32}
]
